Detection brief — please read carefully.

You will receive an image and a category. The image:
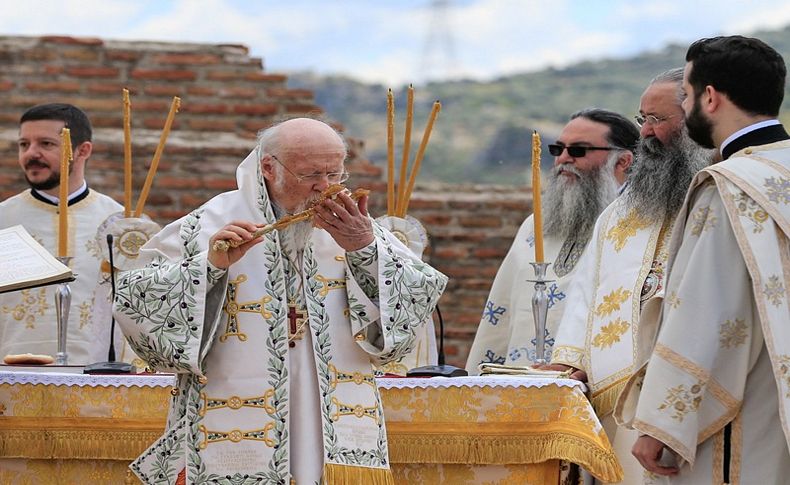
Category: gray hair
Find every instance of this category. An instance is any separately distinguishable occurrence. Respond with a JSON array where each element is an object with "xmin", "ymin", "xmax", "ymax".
[
  {"xmin": 255, "ymin": 117, "xmax": 348, "ymax": 158},
  {"xmin": 649, "ymin": 67, "xmax": 685, "ymax": 104}
]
